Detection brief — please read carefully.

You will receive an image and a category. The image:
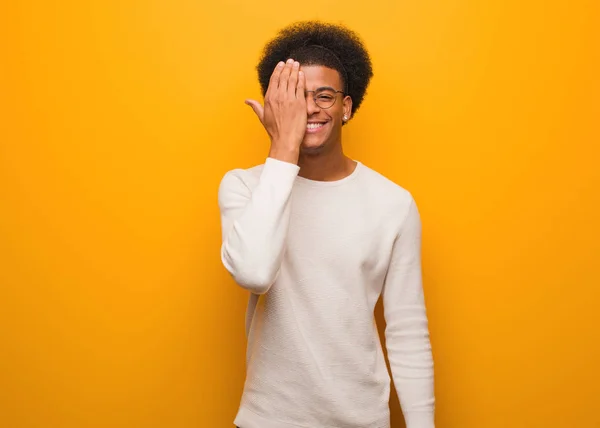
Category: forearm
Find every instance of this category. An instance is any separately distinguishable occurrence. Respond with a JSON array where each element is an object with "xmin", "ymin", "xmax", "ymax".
[
  {"xmin": 219, "ymin": 157, "xmax": 299, "ymax": 294},
  {"xmin": 385, "ymin": 307, "xmax": 435, "ymax": 427}
]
